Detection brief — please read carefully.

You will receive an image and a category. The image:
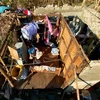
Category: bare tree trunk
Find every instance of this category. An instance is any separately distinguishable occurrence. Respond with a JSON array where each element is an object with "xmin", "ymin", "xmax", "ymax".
[
  {"xmin": 81, "ymin": 0, "xmax": 87, "ymax": 7},
  {"xmin": 0, "ymin": 65, "xmax": 14, "ymax": 87},
  {"xmin": 0, "ymin": 57, "xmax": 10, "ymax": 74},
  {"xmin": 95, "ymin": 0, "xmax": 100, "ymax": 11},
  {"xmin": 96, "ymin": 0, "xmax": 98, "ymax": 4}
]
